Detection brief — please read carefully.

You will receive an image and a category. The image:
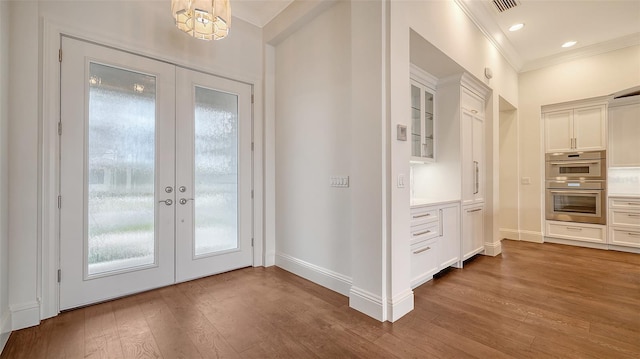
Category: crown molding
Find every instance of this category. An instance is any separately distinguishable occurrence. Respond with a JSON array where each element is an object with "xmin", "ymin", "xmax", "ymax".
[
  {"xmin": 454, "ymin": 0, "xmax": 524, "ymax": 72},
  {"xmin": 519, "ymin": 33, "xmax": 640, "ymax": 73}
]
